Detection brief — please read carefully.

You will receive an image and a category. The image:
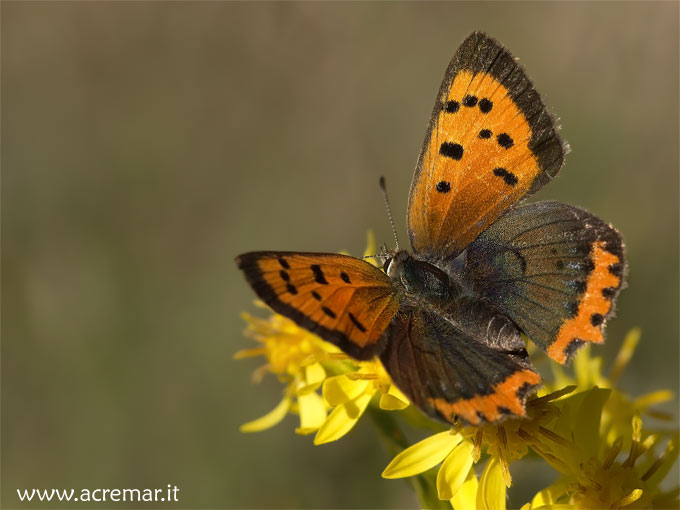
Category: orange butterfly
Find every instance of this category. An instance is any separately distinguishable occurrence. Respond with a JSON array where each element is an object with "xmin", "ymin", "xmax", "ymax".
[{"xmin": 237, "ymin": 32, "xmax": 625, "ymax": 425}]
